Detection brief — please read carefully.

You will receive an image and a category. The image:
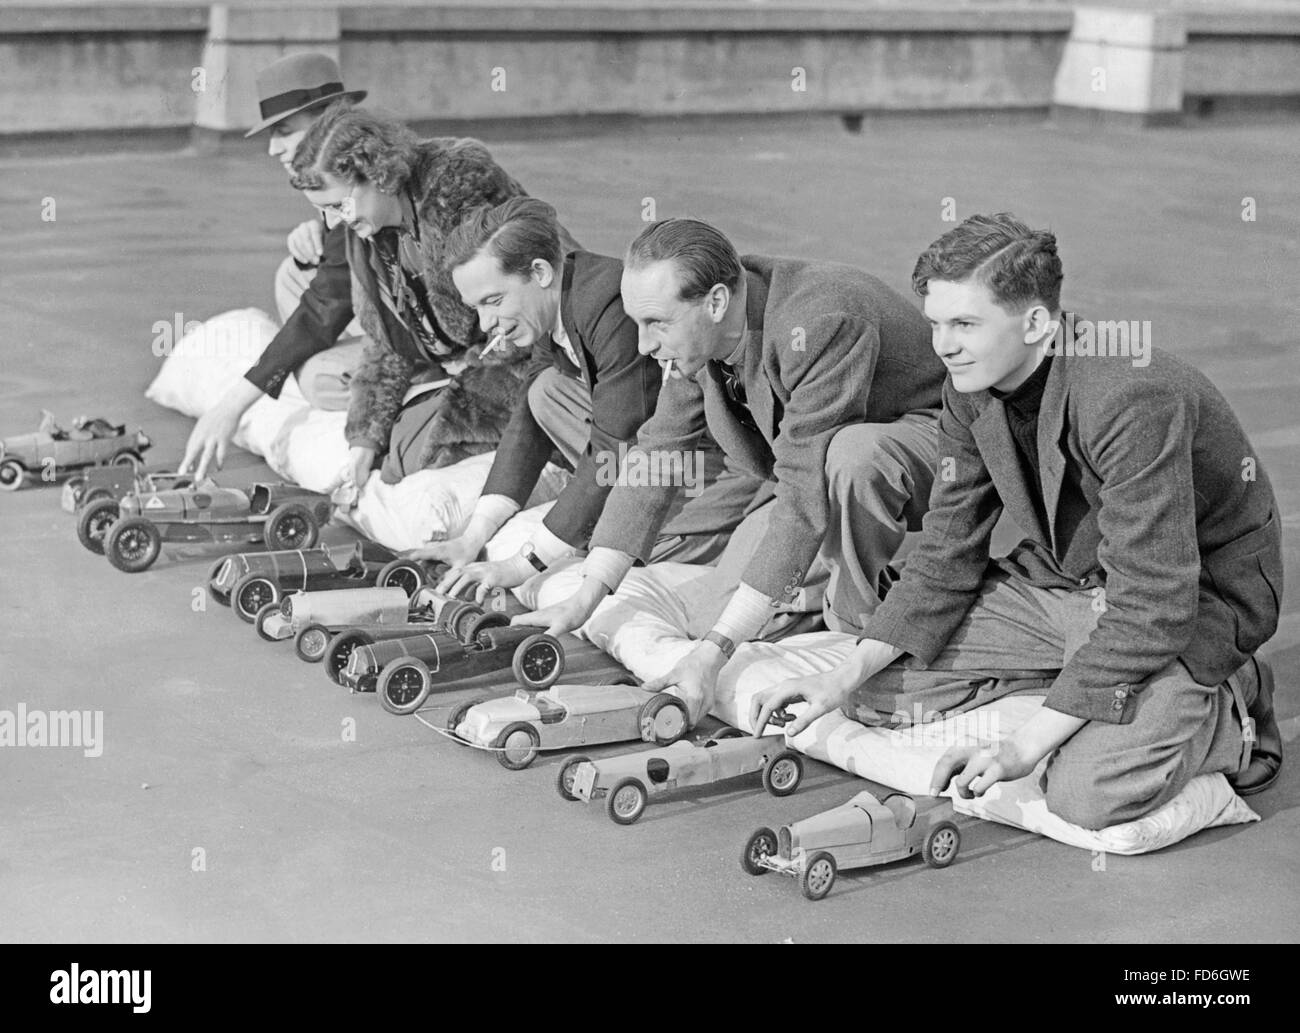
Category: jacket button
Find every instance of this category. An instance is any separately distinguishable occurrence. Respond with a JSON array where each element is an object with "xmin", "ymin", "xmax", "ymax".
[
  {"xmin": 1113, "ymin": 688, "xmax": 1127, "ymax": 698},
  {"xmin": 1111, "ymin": 699, "xmax": 1124, "ymax": 711},
  {"xmin": 1078, "ymin": 577, "xmax": 1089, "ymax": 586}
]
